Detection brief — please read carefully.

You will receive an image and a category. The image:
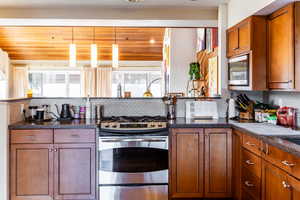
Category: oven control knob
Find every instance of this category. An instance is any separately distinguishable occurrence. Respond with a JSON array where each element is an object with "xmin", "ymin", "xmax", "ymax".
[
  {"xmin": 104, "ymin": 124, "xmax": 110, "ymax": 128},
  {"xmin": 150, "ymin": 124, "xmax": 156, "ymax": 128},
  {"xmin": 112, "ymin": 125, "xmax": 117, "ymax": 128}
]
